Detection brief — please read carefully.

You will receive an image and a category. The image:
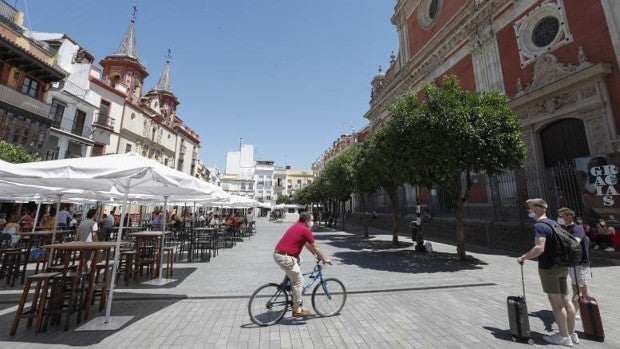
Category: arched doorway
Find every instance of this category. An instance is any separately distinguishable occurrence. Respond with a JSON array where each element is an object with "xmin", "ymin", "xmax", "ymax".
[{"xmin": 540, "ymin": 118, "xmax": 590, "ymax": 168}]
